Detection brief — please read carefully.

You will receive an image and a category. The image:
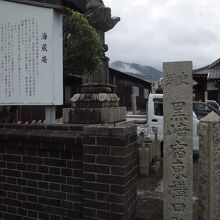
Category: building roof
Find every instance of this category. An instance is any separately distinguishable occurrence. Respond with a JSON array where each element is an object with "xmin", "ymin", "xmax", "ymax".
[
  {"xmin": 7, "ymin": 0, "xmax": 64, "ymax": 10},
  {"xmin": 193, "ymin": 58, "xmax": 220, "ymax": 80},
  {"xmin": 8, "ymin": 0, "xmax": 86, "ymax": 12},
  {"xmin": 61, "ymin": 0, "xmax": 86, "ymax": 12},
  {"xmin": 109, "ymin": 68, "xmax": 152, "ymax": 87}
]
